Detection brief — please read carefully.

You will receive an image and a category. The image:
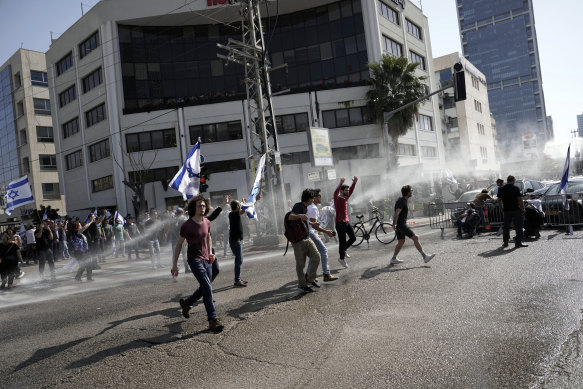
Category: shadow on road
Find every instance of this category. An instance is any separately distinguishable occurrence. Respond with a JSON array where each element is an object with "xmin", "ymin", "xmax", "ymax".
[
  {"xmin": 226, "ymin": 281, "xmax": 302, "ymax": 320},
  {"xmin": 13, "ymin": 337, "xmax": 92, "ymax": 373},
  {"xmin": 478, "ymin": 247, "xmax": 516, "ymax": 258},
  {"xmin": 360, "ymin": 265, "xmax": 429, "ymax": 280}
]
